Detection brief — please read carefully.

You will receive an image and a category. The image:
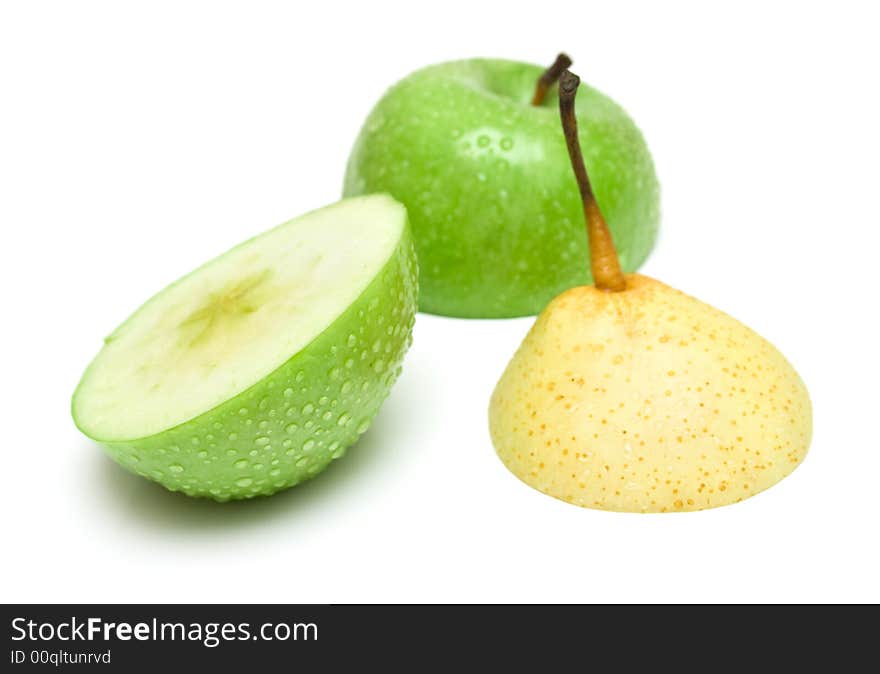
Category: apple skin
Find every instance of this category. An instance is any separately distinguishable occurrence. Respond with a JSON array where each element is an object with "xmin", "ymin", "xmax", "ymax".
[
  {"xmin": 344, "ymin": 58, "xmax": 660, "ymax": 318},
  {"xmin": 78, "ymin": 223, "xmax": 417, "ymax": 501}
]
